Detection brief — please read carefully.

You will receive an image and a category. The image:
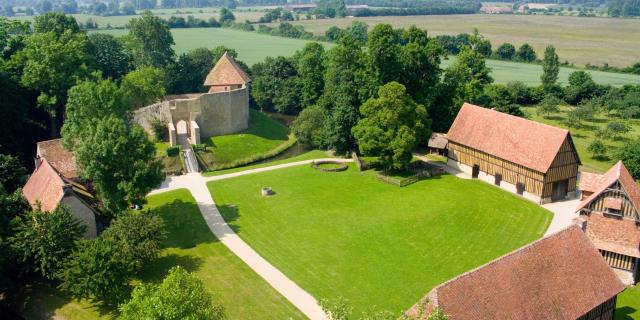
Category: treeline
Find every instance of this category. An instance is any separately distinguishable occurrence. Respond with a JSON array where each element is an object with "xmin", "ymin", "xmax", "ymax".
[
  {"xmin": 607, "ymin": 0, "xmax": 640, "ymax": 17},
  {"xmin": 346, "ymin": 0, "xmax": 479, "ymax": 8},
  {"xmin": 353, "ymin": 1, "xmax": 480, "ymax": 16}
]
